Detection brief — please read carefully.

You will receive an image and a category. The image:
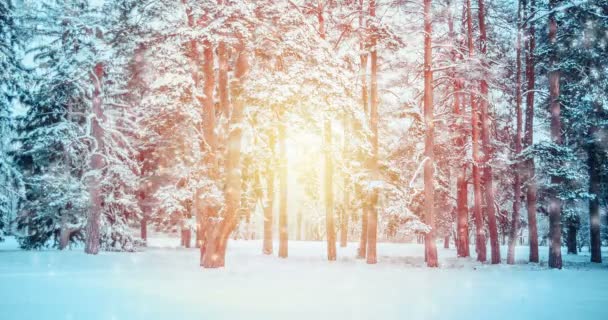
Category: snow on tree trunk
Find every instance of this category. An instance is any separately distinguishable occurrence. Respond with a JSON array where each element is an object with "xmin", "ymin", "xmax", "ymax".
[
  {"xmin": 423, "ymin": 0, "xmax": 438, "ymax": 268},
  {"xmin": 547, "ymin": 0, "xmax": 562, "ymax": 269},
  {"xmin": 85, "ymin": 62, "xmax": 105, "ymax": 255},
  {"xmin": 524, "ymin": 0, "xmax": 539, "ymax": 264},
  {"xmin": 201, "ymin": 49, "xmax": 249, "ymax": 268}
]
